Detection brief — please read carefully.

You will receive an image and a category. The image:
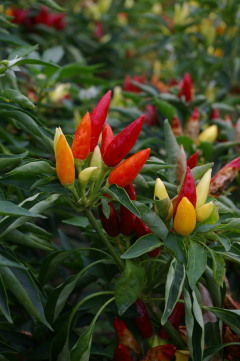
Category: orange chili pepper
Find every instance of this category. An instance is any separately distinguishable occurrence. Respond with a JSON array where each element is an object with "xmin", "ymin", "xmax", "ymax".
[
  {"xmin": 72, "ymin": 112, "xmax": 91, "ymax": 160},
  {"xmin": 55, "ymin": 129, "xmax": 75, "ymax": 185}
]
